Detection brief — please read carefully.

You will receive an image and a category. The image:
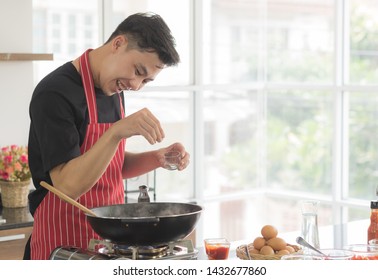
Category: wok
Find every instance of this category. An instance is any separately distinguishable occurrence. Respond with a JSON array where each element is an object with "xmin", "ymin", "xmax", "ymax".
[{"xmin": 86, "ymin": 202, "xmax": 202, "ymax": 245}]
